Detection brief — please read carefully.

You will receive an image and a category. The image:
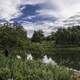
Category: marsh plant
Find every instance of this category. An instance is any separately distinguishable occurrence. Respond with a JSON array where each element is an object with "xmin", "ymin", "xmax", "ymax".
[{"xmin": 0, "ymin": 55, "xmax": 72, "ymax": 80}]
